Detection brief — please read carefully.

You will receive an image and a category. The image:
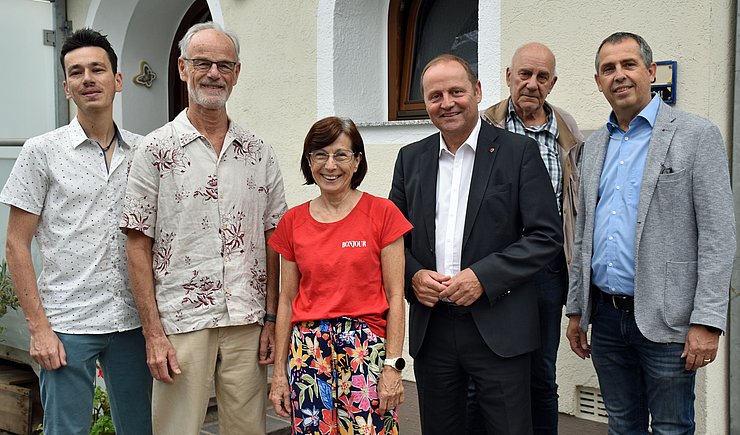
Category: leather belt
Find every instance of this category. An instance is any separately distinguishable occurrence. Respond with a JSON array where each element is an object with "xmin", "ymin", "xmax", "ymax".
[{"xmin": 591, "ymin": 284, "xmax": 634, "ymax": 312}]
